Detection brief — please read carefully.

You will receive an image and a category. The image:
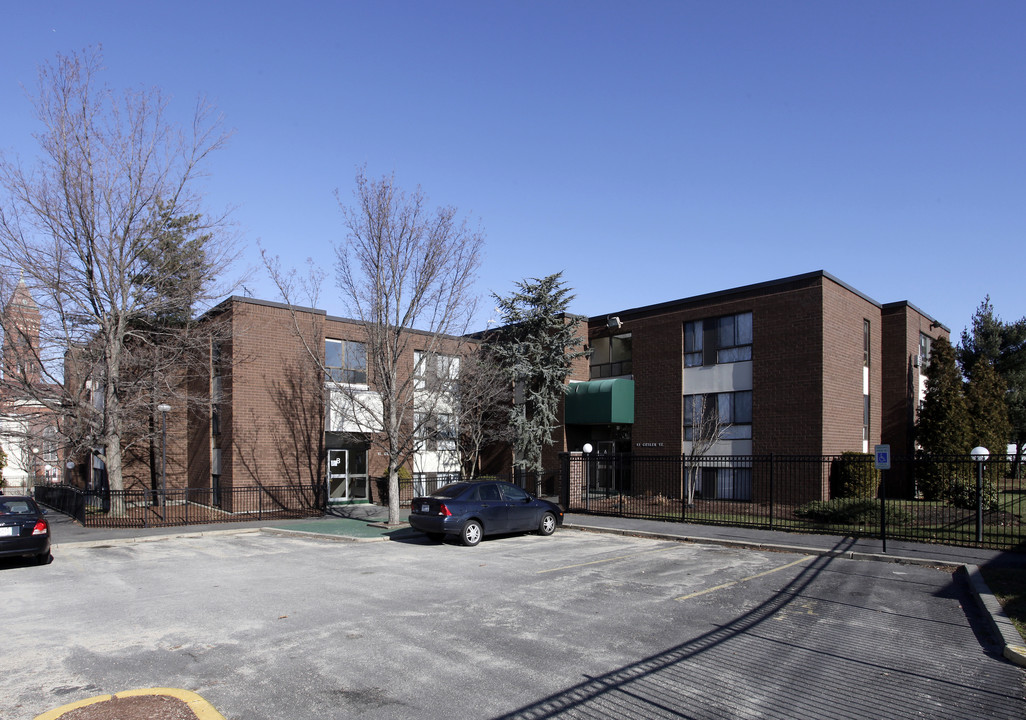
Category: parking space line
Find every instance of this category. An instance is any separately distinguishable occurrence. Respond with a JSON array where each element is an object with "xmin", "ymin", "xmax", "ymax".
[
  {"xmin": 674, "ymin": 556, "xmax": 813, "ymax": 601},
  {"xmin": 537, "ymin": 546, "xmax": 677, "ymax": 574}
]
